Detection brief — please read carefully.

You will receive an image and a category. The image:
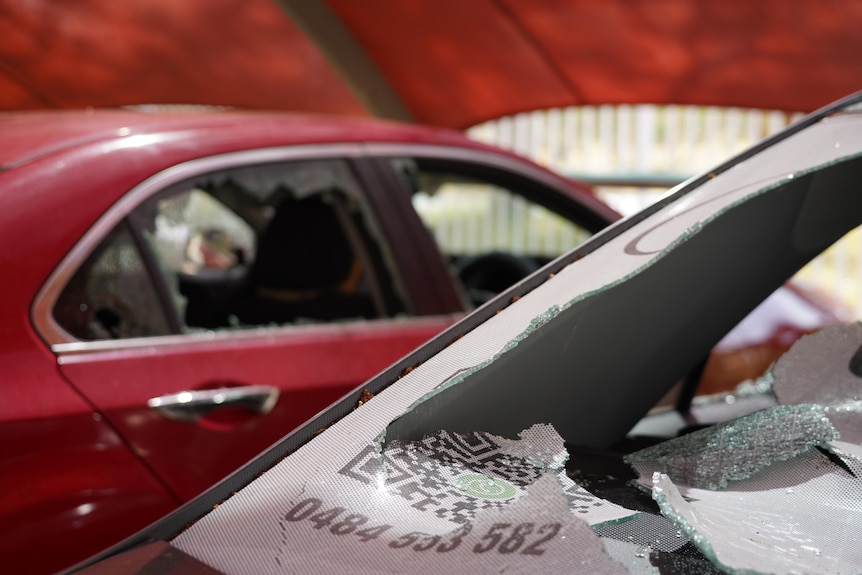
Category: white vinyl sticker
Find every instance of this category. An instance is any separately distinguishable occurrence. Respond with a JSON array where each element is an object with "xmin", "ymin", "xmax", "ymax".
[{"xmin": 174, "ymin": 425, "xmax": 635, "ymax": 574}]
